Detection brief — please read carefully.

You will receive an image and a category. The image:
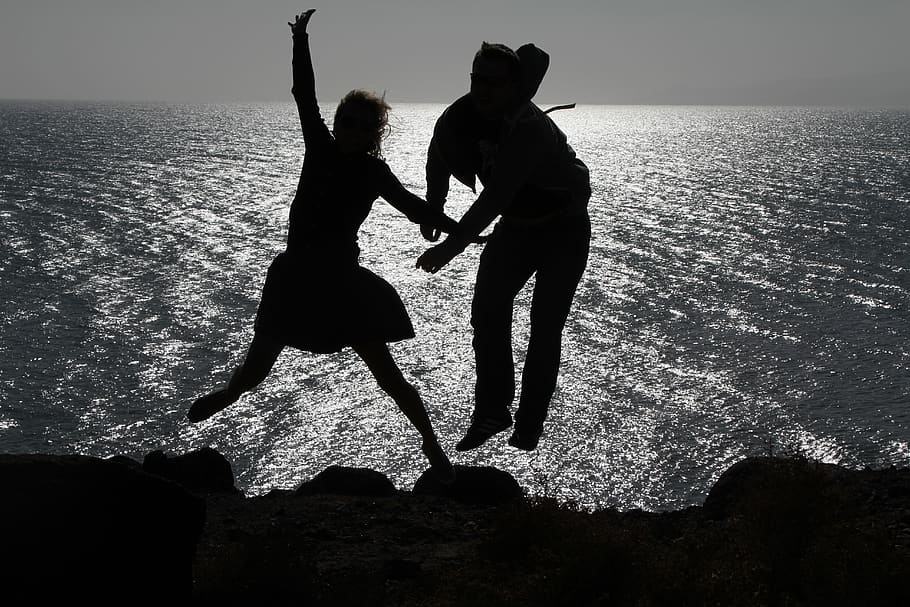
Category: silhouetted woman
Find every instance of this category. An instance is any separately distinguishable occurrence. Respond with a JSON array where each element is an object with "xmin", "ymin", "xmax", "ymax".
[{"xmin": 188, "ymin": 9, "xmax": 464, "ymax": 482}]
